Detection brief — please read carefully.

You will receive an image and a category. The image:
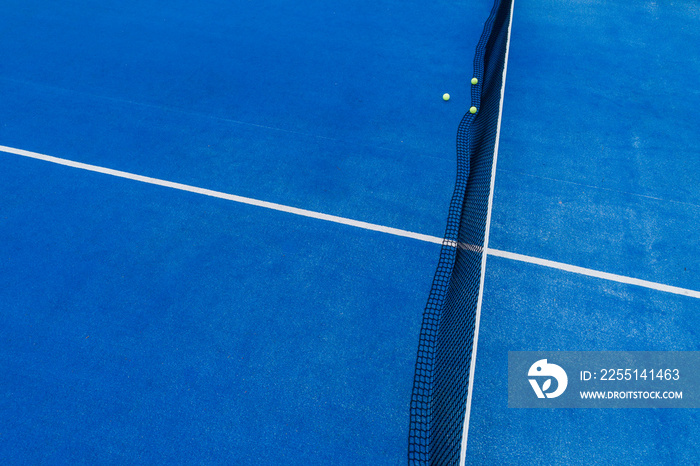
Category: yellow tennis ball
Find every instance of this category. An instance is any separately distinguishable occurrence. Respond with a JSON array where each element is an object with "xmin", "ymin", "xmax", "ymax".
[
  {"xmin": 443, "ymin": 93, "xmax": 450, "ymax": 101},
  {"xmin": 470, "ymin": 106, "xmax": 477, "ymax": 114},
  {"xmin": 471, "ymin": 77, "xmax": 478, "ymax": 85}
]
